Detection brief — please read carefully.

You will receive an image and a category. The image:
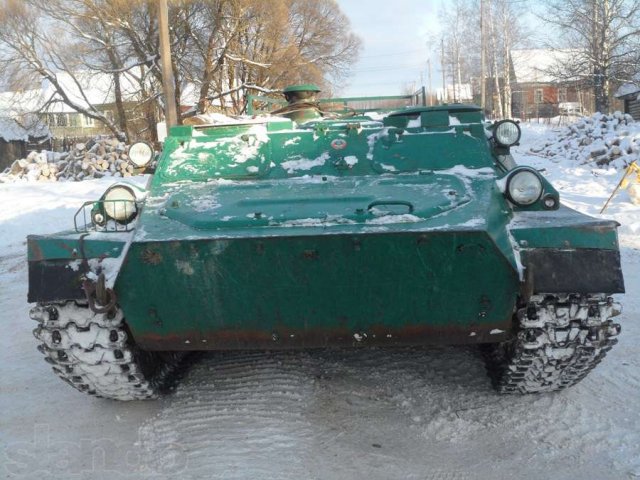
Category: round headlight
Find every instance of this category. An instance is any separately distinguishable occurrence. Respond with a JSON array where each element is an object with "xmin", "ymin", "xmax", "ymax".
[
  {"xmin": 103, "ymin": 185, "xmax": 138, "ymax": 222},
  {"xmin": 506, "ymin": 169, "xmax": 543, "ymax": 206},
  {"xmin": 128, "ymin": 142, "xmax": 153, "ymax": 168},
  {"xmin": 494, "ymin": 120, "xmax": 521, "ymax": 147}
]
